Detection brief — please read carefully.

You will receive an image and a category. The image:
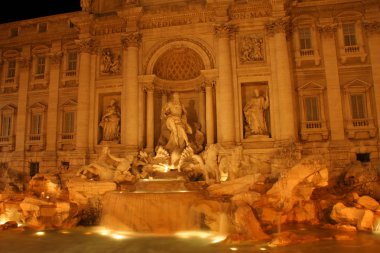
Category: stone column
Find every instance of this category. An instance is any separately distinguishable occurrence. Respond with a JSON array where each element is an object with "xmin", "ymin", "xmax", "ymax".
[
  {"xmin": 205, "ymin": 80, "xmax": 216, "ymax": 145},
  {"xmin": 12, "ymin": 47, "xmax": 30, "ymax": 180},
  {"xmin": 364, "ymin": 22, "xmax": 380, "ymax": 135},
  {"xmin": 266, "ymin": 18, "xmax": 296, "ymax": 140},
  {"xmin": 145, "ymin": 84, "xmax": 155, "ymax": 152},
  {"xmin": 41, "ymin": 49, "xmax": 62, "ymax": 171},
  {"xmin": 318, "ymin": 23, "xmax": 345, "ymax": 141},
  {"xmin": 215, "ymin": 24, "xmax": 237, "ymax": 146},
  {"xmin": 87, "ymin": 52, "xmax": 97, "ymax": 152},
  {"xmin": 139, "ymin": 75, "xmax": 156, "ymax": 152},
  {"xmin": 15, "ymin": 48, "xmax": 31, "ymax": 152},
  {"xmin": 75, "ymin": 38, "xmax": 94, "ymax": 152},
  {"xmin": 198, "ymin": 86, "xmax": 206, "ymax": 133},
  {"xmin": 122, "ymin": 32, "xmax": 142, "ymax": 151},
  {"xmin": 45, "ymin": 51, "xmax": 62, "ymax": 152}
]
